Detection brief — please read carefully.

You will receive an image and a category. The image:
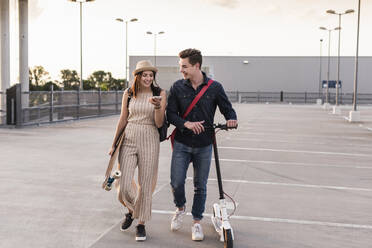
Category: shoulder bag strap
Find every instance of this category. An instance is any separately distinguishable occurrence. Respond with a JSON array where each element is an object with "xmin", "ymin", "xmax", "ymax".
[{"xmin": 170, "ymin": 79, "xmax": 214, "ymax": 147}]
